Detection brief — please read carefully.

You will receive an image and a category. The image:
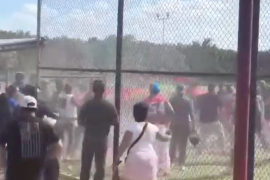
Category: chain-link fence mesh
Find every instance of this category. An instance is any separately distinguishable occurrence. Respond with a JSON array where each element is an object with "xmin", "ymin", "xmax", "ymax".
[
  {"xmin": 35, "ymin": 0, "xmax": 270, "ymax": 180},
  {"xmin": 256, "ymin": 1, "xmax": 270, "ymax": 180},
  {"xmin": 40, "ymin": 0, "xmax": 117, "ymax": 69},
  {"xmin": 38, "ymin": 71, "xmax": 116, "ymax": 178}
]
